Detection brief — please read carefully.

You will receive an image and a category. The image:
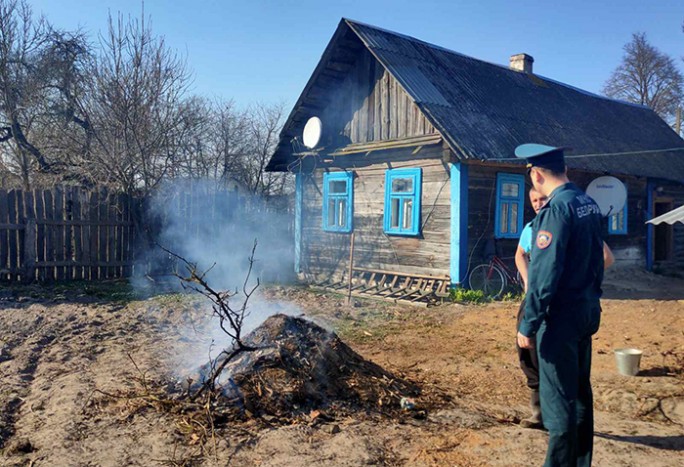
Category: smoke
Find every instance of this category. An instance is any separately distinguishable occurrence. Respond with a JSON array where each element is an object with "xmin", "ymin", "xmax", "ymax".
[
  {"xmin": 133, "ymin": 178, "xmax": 301, "ymax": 371},
  {"xmin": 142, "ymin": 179, "xmax": 295, "ymax": 287}
]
